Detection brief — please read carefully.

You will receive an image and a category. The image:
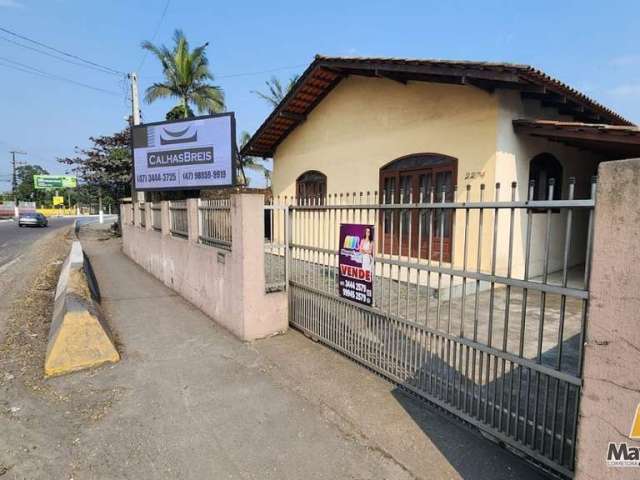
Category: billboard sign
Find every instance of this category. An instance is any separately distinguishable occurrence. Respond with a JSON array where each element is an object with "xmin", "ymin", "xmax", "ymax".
[
  {"xmin": 132, "ymin": 113, "xmax": 236, "ymax": 191},
  {"xmin": 338, "ymin": 223, "xmax": 375, "ymax": 306},
  {"xmin": 53, "ymin": 196, "xmax": 64, "ymax": 206},
  {"xmin": 34, "ymin": 175, "xmax": 77, "ymax": 189}
]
